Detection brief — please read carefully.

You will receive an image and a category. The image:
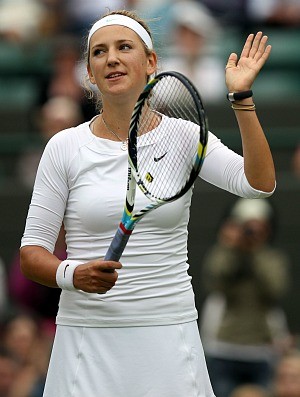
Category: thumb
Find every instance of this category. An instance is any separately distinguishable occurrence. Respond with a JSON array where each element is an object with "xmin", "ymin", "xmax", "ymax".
[{"xmin": 225, "ymin": 52, "xmax": 238, "ymax": 70}]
